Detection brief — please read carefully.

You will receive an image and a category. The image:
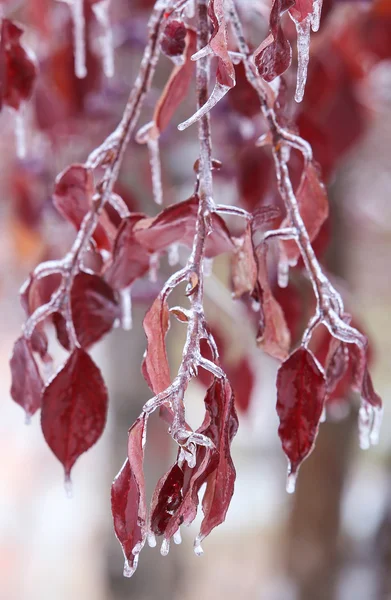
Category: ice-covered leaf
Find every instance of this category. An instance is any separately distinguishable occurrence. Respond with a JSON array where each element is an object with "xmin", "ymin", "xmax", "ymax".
[
  {"xmin": 134, "ymin": 196, "xmax": 234, "ymax": 258},
  {"xmin": 161, "ymin": 20, "xmax": 187, "ymax": 57},
  {"xmin": 253, "ymin": 0, "xmax": 294, "ymax": 82},
  {"xmin": 10, "ymin": 336, "xmax": 44, "ymax": 419},
  {"xmin": 111, "ymin": 414, "xmax": 148, "ymax": 577},
  {"xmin": 254, "ymin": 243, "xmax": 291, "ymax": 360},
  {"xmin": 53, "ymin": 164, "xmax": 112, "ymax": 251},
  {"xmin": 276, "ymin": 346, "xmax": 326, "ymax": 490},
  {"xmin": 106, "ymin": 215, "xmax": 151, "ymax": 290},
  {"xmin": 197, "ymin": 377, "xmax": 238, "ymax": 544},
  {"xmin": 71, "ymin": 272, "xmax": 120, "ymax": 348},
  {"xmin": 142, "ymin": 295, "xmax": 171, "ymax": 394},
  {"xmin": 150, "ymin": 463, "xmax": 184, "ymax": 536},
  {"xmin": 231, "ymin": 224, "xmax": 257, "ymax": 299},
  {"xmin": 282, "ymin": 162, "xmax": 328, "ymax": 264},
  {"xmin": 41, "ymin": 348, "xmax": 108, "ymax": 477},
  {"xmin": 0, "ymin": 19, "xmax": 38, "ymax": 111}
]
